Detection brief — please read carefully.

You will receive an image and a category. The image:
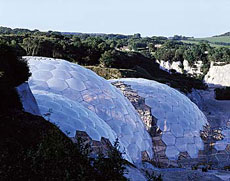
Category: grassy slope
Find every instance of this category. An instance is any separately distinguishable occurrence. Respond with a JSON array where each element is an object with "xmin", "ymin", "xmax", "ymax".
[
  {"xmin": 181, "ymin": 36, "xmax": 230, "ymax": 48},
  {"xmin": 196, "ymin": 36, "xmax": 230, "ymax": 44}
]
